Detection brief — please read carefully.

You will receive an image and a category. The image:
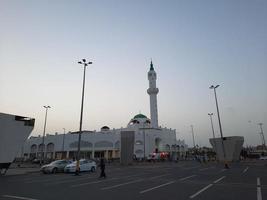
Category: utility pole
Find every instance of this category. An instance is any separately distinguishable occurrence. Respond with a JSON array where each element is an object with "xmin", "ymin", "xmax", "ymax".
[
  {"xmin": 210, "ymin": 85, "xmax": 228, "ymax": 168},
  {"xmin": 208, "ymin": 113, "xmax": 217, "ymax": 160},
  {"xmin": 62, "ymin": 128, "xmax": 66, "ymax": 158},
  {"xmin": 190, "ymin": 125, "xmax": 196, "ymax": 148},
  {"xmin": 40, "ymin": 105, "xmax": 51, "ymax": 165},
  {"xmin": 258, "ymin": 123, "xmax": 266, "ymax": 154},
  {"xmin": 75, "ymin": 59, "xmax": 92, "ymax": 175}
]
